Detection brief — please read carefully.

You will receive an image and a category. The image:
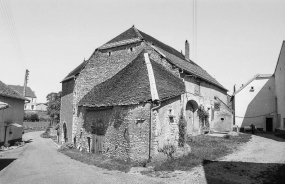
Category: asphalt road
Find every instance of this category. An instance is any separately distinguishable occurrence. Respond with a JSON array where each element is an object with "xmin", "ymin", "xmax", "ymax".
[{"xmin": 0, "ymin": 131, "xmax": 163, "ymax": 184}]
